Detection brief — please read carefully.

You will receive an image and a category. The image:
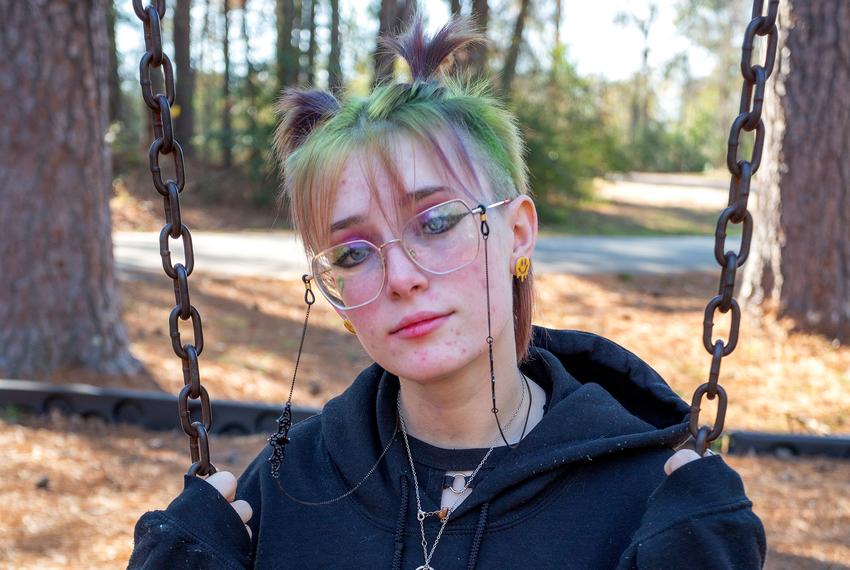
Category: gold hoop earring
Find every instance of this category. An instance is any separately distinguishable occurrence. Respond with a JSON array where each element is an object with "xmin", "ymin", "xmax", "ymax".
[
  {"xmin": 342, "ymin": 318, "xmax": 357, "ymax": 335},
  {"xmin": 513, "ymin": 256, "xmax": 531, "ymax": 282}
]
